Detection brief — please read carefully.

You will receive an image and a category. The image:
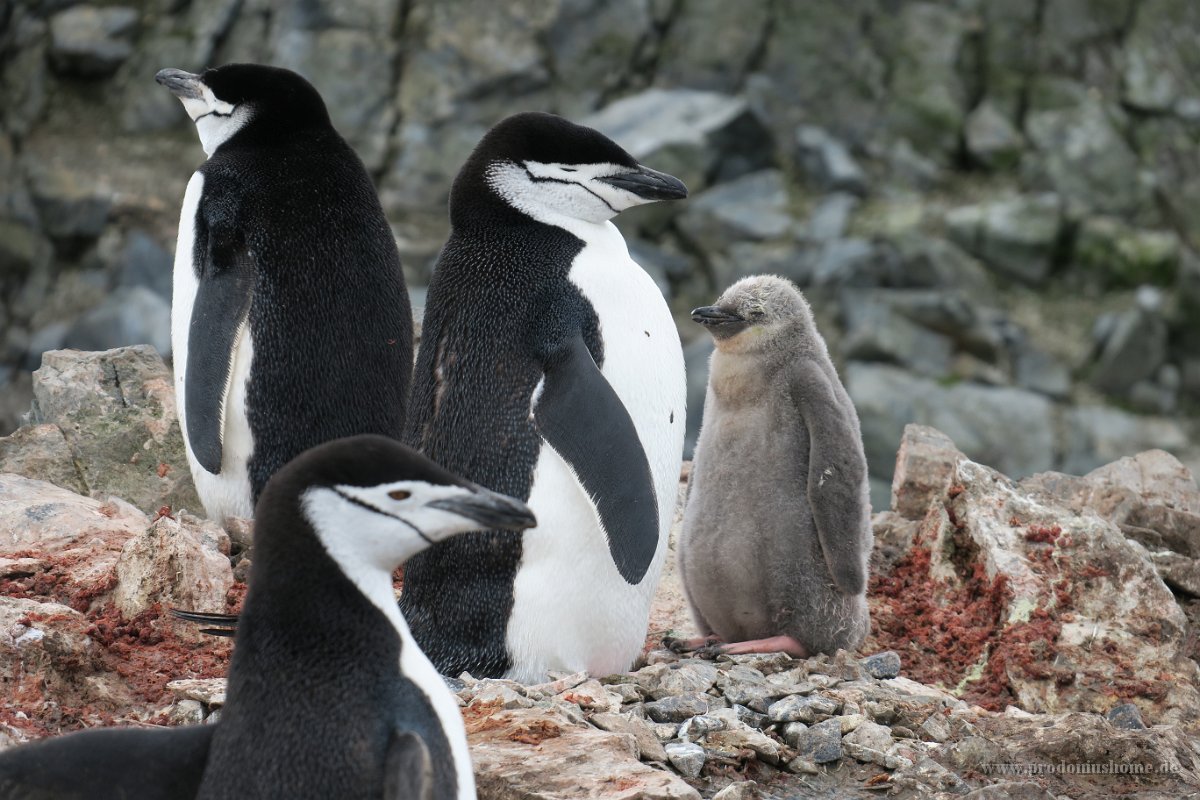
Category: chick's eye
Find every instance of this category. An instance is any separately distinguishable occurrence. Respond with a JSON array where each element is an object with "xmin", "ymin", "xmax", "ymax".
[{"xmin": 388, "ymin": 490, "xmax": 411, "ymax": 501}]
